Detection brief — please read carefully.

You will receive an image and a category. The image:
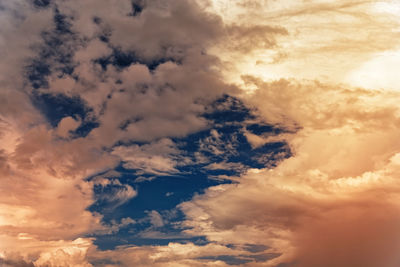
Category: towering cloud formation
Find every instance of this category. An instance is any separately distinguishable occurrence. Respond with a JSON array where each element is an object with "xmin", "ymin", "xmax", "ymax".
[{"xmin": 1, "ymin": 0, "xmax": 400, "ymax": 266}]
